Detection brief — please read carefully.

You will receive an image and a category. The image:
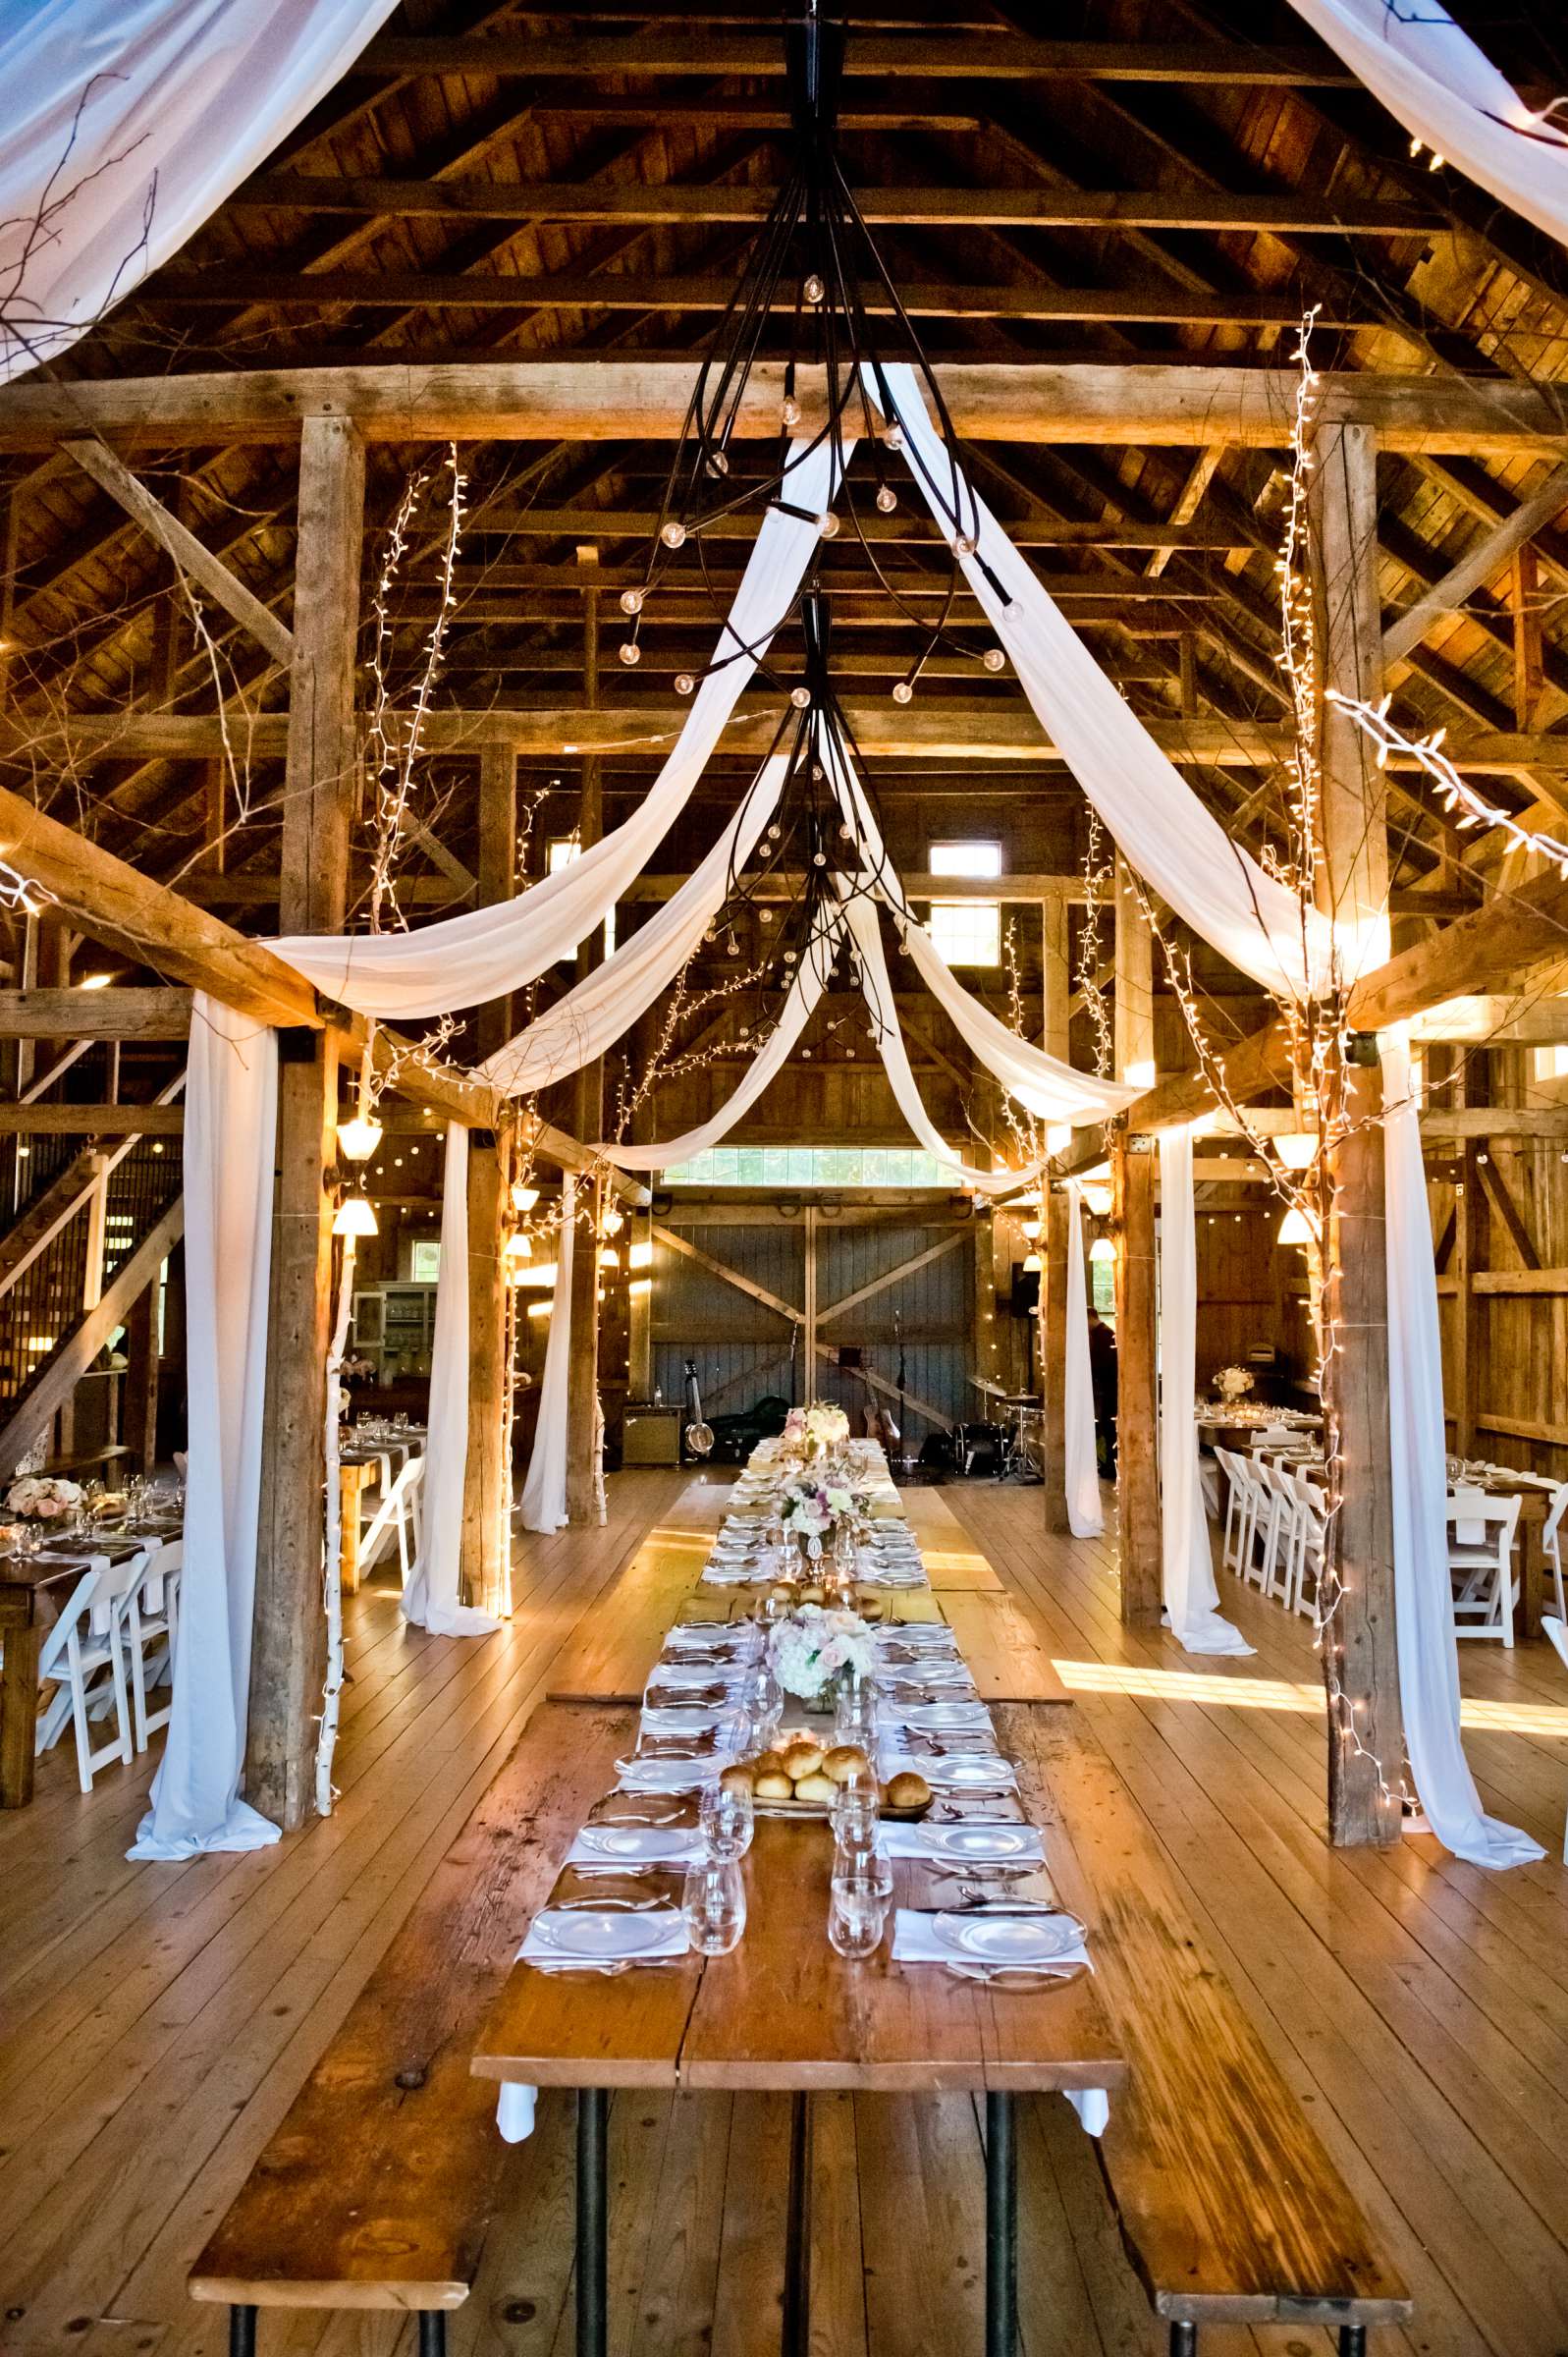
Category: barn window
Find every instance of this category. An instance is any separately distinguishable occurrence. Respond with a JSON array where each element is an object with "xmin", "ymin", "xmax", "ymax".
[
  {"xmin": 548, "ymin": 835, "xmax": 616, "ymax": 955},
  {"xmin": 926, "ymin": 840, "xmax": 1000, "ymax": 966}
]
